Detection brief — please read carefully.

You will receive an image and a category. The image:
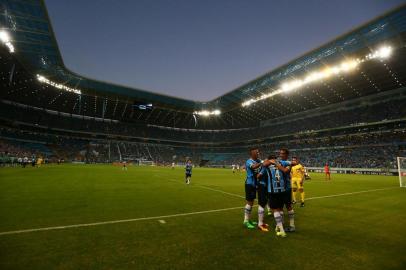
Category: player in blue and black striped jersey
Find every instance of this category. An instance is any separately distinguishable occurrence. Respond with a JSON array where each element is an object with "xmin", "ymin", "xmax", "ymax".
[
  {"xmin": 257, "ymin": 149, "xmax": 297, "ymax": 236},
  {"xmin": 277, "ymin": 148, "xmax": 296, "ymax": 233},
  {"xmin": 257, "ymin": 151, "xmax": 297, "ymax": 237},
  {"xmin": 243, "ymin": 147, "xmax": 272, "ymax": 231},
  {"xmin": 257, "ymin": 154, "xmax": 287, "ymax": 237},
  {"xmin": 185, "ymin": 159, "xmax": 192, "ymax": 184}
]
